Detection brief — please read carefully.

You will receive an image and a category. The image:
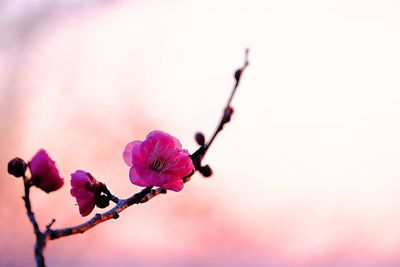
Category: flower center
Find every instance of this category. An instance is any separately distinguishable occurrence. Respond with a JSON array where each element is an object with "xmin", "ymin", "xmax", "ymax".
[{"xmin": 150, "ymin": 158, "xmax": 167, "ymax": 173}]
